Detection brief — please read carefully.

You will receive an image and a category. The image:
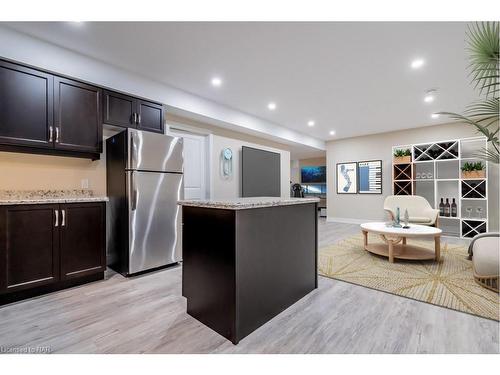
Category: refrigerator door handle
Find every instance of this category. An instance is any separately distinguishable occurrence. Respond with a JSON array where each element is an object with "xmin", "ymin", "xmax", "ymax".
[
  {"xmin": 130, "ymin": 131, "xmax": 137, "ymax": 169},
  {"xmin": 131, "ymin": 171, "xmax": 138, "ymax": 211}
]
